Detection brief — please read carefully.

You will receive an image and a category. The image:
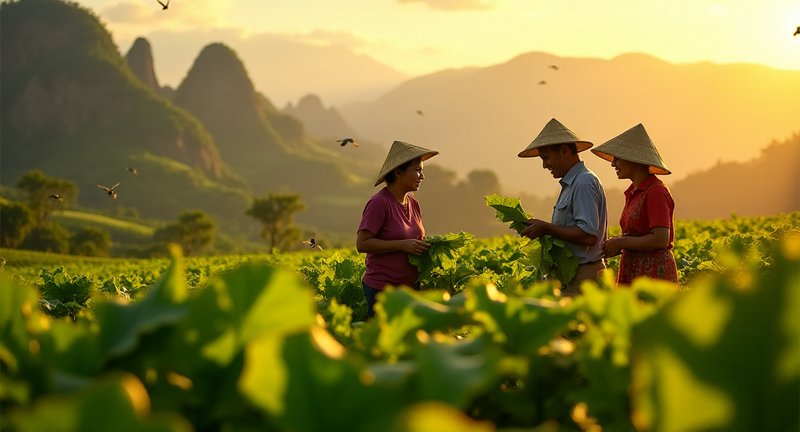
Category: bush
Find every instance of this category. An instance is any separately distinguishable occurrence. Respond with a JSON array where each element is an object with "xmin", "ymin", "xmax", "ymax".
[
  {"xmin": 0, "ymin": 201, "xmax": 35, "ymax": 247},
  {"xmin": 20, "ymin": 222, "xmax": 71, "ymax": 254},
  {"xmin": 70, "ymin": 226, "xmax": 112, "ymax": 257}
]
